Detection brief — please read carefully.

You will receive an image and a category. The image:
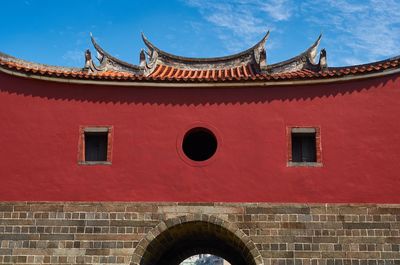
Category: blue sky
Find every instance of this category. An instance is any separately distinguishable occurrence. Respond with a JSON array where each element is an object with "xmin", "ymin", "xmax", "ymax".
[{"xmin": 1, "ymin": 0, "xmax": 399, "ymax": 67}]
